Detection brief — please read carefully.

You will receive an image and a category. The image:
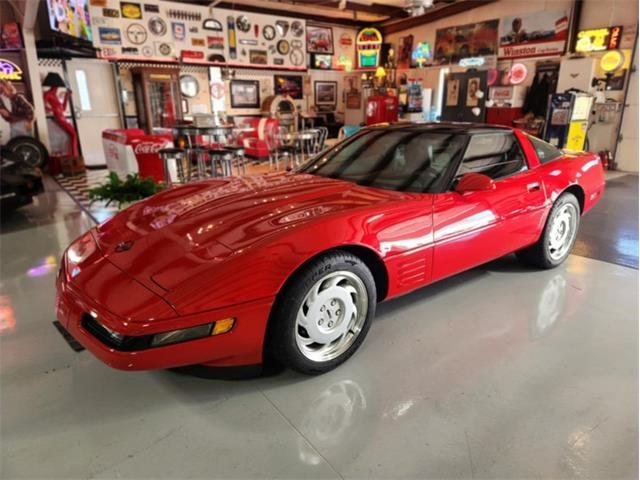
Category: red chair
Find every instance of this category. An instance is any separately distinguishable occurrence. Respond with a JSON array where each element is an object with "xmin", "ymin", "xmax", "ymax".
[{"xmin": 238, "ymin": 118, "xmax": 280, "ymax": 161}]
